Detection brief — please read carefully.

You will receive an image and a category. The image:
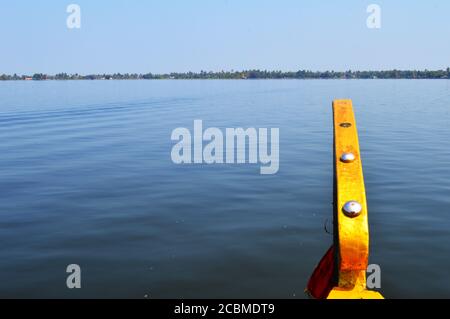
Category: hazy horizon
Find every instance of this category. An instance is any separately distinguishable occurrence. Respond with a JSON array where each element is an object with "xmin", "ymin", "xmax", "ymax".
[{"xmin": 2, "ymin": 68, "xmax": 450, "ymax": 77}]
